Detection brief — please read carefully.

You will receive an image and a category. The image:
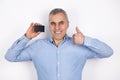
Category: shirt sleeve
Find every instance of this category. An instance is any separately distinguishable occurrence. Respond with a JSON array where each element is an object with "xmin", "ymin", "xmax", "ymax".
[
  {"xmin": 83, "ymin": 36, "xmax": 113, "ymax": 59},
  {"xmin": 5, "ymin": 35, "xmax": 32, "ymax": 62}
]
